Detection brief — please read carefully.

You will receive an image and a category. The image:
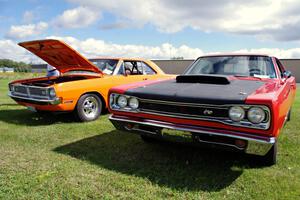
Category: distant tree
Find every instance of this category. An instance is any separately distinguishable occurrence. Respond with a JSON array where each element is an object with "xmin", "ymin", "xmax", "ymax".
[
  {"xmin": 171, "ymin": 56, "xmax": 184, "ymax": 60},
  {"xmin": 0, "ymin": 59, "xmax": 31, "ymax": 72}
]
